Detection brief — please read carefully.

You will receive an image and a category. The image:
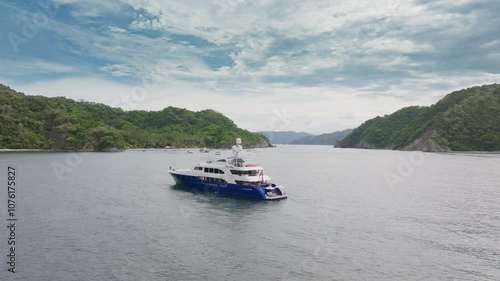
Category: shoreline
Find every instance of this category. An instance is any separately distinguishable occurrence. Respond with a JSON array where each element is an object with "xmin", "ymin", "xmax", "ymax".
[
  {"xmin": 1, "ymin": 147, "xmax": 499, "ymax": 153},
  {"xmin": 0, "ymin": 149, "xmax": 55, "ymax": 152},
  {"xmin": 0, "ymin": 148, "xmax": 218, "ymax": 153}
]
